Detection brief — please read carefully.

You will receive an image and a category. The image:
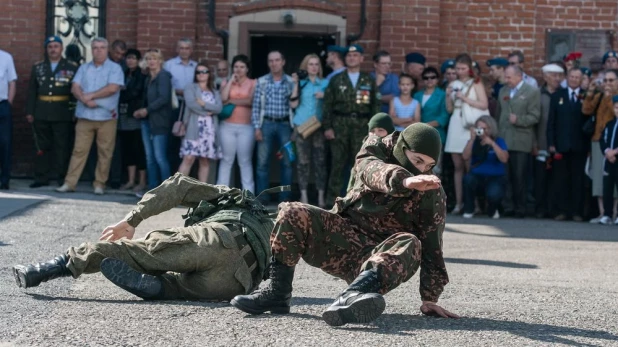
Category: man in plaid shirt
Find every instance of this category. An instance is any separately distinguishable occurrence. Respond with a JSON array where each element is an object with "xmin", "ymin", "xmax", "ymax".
[{"xmin": 252, "ymin": 51, "xmax": 295, "ymax": 203}]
